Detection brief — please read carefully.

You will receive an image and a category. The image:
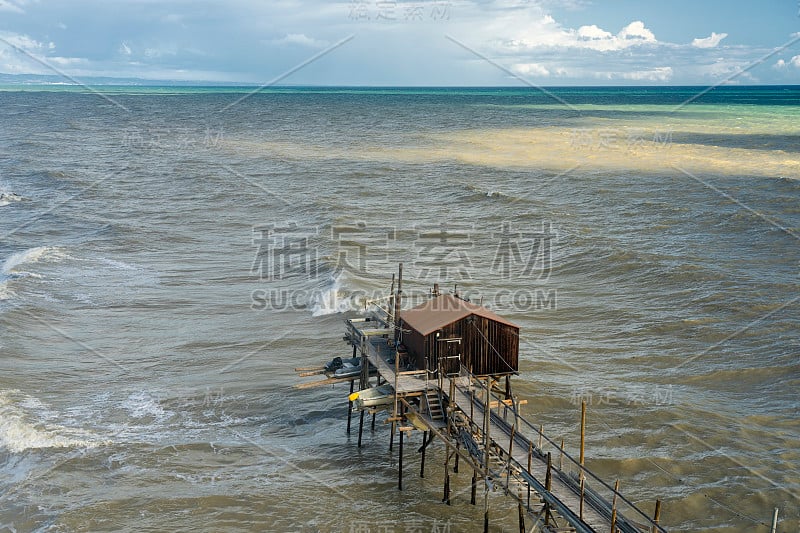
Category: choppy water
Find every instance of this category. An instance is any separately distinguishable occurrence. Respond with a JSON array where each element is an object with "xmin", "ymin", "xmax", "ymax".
[{"xmin": 0, "ymin": 86, "xmax": 798, "ymax": 532}]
